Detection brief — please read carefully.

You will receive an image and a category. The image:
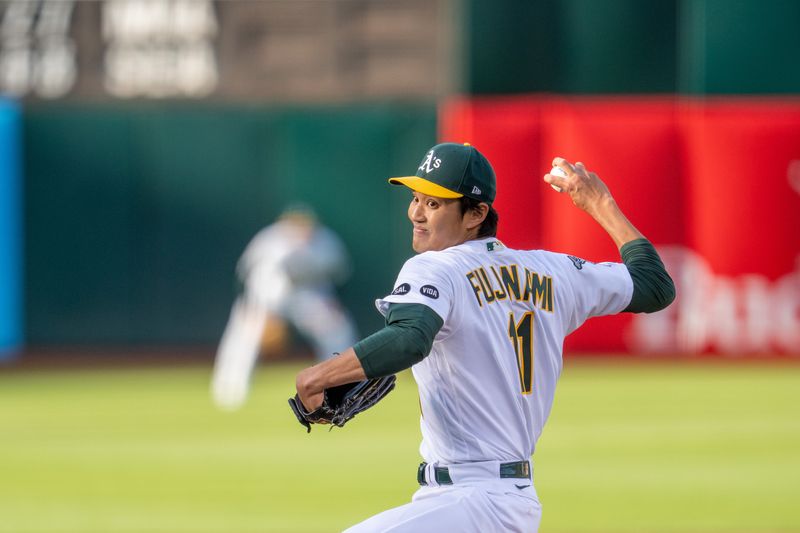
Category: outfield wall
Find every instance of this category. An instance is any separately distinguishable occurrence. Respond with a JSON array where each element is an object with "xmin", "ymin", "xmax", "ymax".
[
  {"xmin": 24, "ymin": 104, "xmax": 436, "ymax": 344},
  {"xmin": 7, "ymin": 1, "xmax": 800, "ymax": 355},
  {"xmin": 441, "ymin": 96, "xmax": 800, "ymax": 357},
  {"xmin": 19, "ymin": 98, "xmax": 800, "ymax": 357}
]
